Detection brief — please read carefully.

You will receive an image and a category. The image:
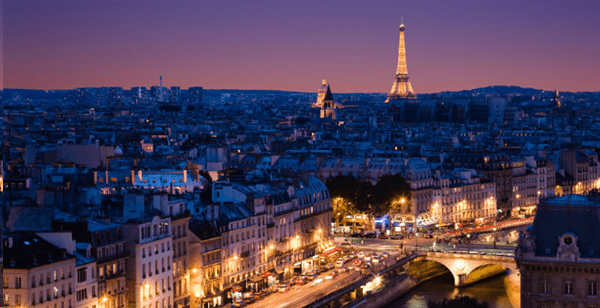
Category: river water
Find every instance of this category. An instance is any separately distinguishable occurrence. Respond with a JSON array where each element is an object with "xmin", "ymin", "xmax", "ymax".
[{"xmin": 385, "ymin": 273, "xmax": 514, "ymax": 308}]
